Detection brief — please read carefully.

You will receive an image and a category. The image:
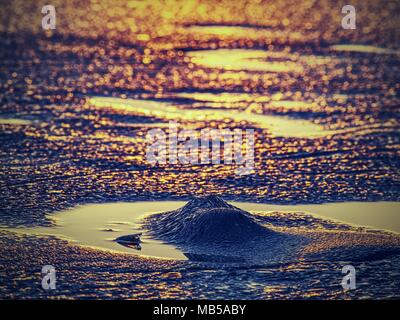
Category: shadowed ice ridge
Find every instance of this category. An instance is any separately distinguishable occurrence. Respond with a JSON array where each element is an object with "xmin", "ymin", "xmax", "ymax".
[
  {"xmin": 148, "ymin": 196, "xmax": 272, "ymax": 244},
  {"xmin": 144, "ymin": 196, "xmax": 308, "ymax": 263},
  {"xmin": 143, "ymin": 196, "xmax": 400, "ymax": 264}
]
